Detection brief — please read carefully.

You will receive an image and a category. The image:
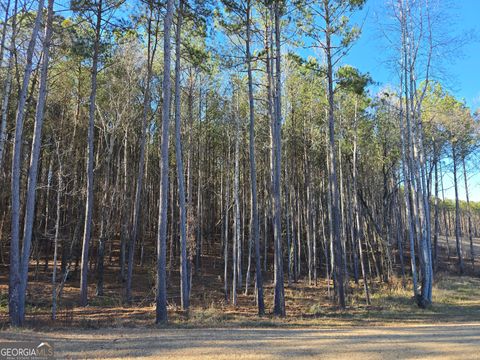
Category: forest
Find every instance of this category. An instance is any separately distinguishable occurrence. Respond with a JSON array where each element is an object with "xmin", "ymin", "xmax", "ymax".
[{"xmin": 0, "ymin": 0, "xmax": 479, "ymax": 344}]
